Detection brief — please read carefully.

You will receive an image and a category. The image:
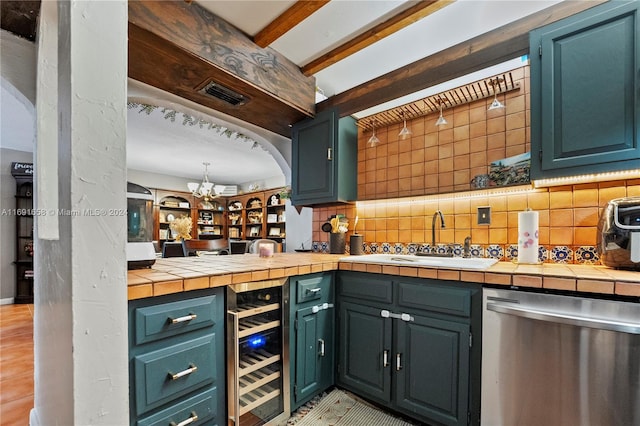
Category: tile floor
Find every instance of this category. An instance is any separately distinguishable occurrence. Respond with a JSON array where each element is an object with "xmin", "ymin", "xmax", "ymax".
[{"xmin": 0, "ymin": 303, "xmax": 34, "ymax": 426}]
